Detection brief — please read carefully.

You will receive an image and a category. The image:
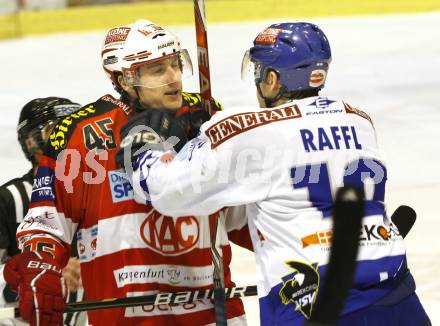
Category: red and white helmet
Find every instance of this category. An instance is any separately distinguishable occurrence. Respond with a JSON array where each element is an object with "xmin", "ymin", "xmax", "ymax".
[{"xmin": 101, "ymin": 19, "xmax": 193, "ymax": 93}]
